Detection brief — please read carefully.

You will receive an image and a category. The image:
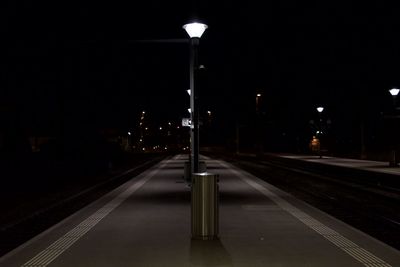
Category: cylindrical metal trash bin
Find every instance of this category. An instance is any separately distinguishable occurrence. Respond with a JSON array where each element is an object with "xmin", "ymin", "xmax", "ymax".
[{"xmin": 191, "ymin": 172, "xmax": 219, "ymax": 240}]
